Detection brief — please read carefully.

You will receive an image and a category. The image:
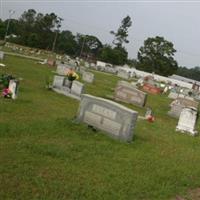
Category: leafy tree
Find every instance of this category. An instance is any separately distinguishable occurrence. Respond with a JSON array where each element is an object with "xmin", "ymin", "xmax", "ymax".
[
  {"xmin": 76, "ymin": 34, "xmax": 103, "ymax": 58},
  {"xmin": 176, "ymin": 66, "xmax": 200, "ymax": 81},
  {"xmin": 98, "ymin": 45, "xmax": 128, "ymax": 65},
  {"xmin": 110, "ymin": 15, "xmax": 132, "ymax": 48},
  {"xmin": 137, "ymin": 36, "xmax": 178, "ymax": 76}
]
